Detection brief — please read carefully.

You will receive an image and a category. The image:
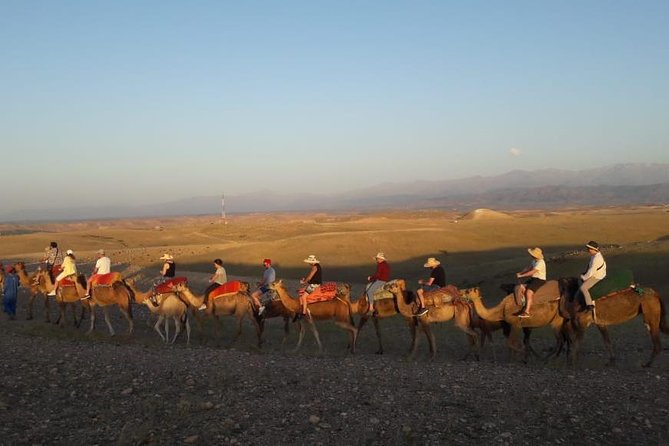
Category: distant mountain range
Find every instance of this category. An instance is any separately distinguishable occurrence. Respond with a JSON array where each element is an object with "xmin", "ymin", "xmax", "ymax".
[{"xmin": 3, "ymin": 163, "xmax": 669, "ymax": 222}]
